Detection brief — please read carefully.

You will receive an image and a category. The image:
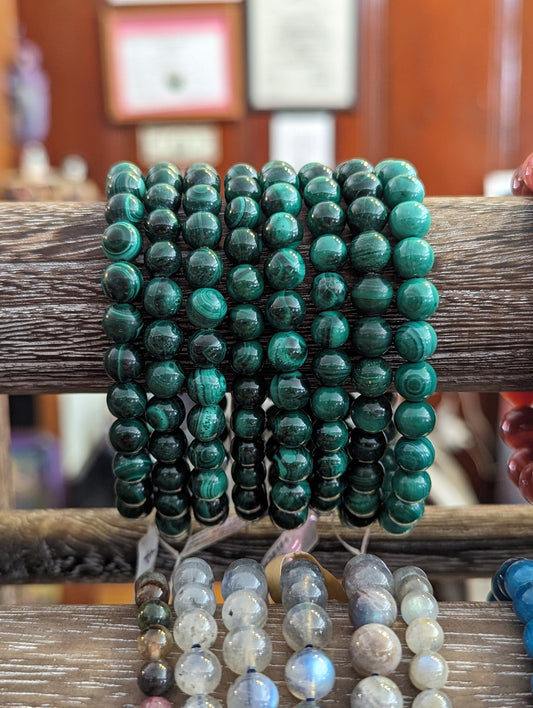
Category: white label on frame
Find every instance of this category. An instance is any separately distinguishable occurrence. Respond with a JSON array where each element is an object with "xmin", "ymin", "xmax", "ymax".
[
  {"xmin": 269, "ymin": 112, "xmax": 336, "ymax": 171},
  {"xmin": 137, "ymin": 124, "xmax": 221, "ymax": 168}
]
